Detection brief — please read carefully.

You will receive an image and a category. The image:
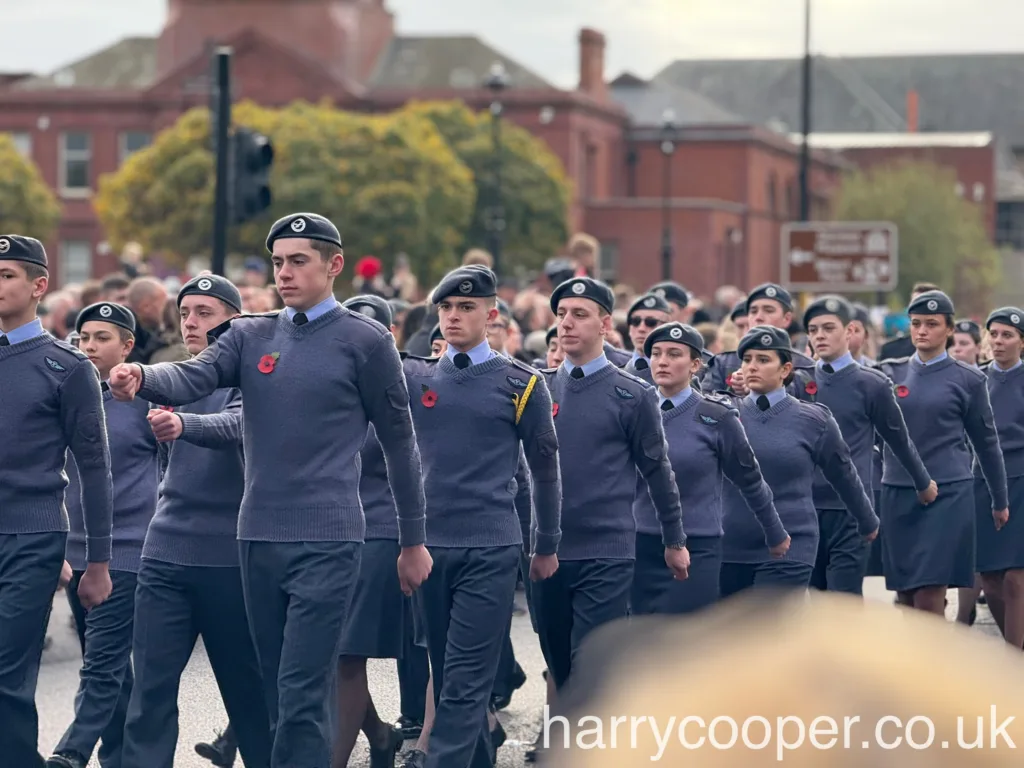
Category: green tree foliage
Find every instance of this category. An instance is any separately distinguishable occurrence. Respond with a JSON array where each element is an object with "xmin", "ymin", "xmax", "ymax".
[
  {"xmin": 0, "ymin": 134, "xmax": 61, "ymax": 240},
  {"xmin": 95, "ymin": 99, "xmax": 572, "ymax": 283},
  {"xmin": 401, "ymin": 100, "xmax": 573, "ymax": 275},
  {"xmin": 834, "ymin": 161, "xmax": 999, "ymax": 315}
]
